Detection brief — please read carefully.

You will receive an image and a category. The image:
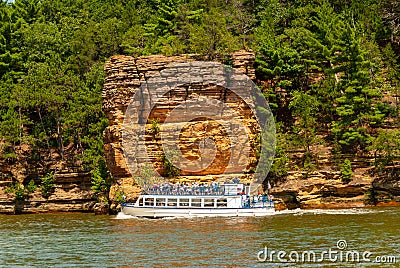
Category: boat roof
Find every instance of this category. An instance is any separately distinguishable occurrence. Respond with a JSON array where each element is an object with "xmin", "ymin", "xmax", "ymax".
[{"xmin": 139, "ymin": 194, "xmax": 242, "ymax": 198}]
